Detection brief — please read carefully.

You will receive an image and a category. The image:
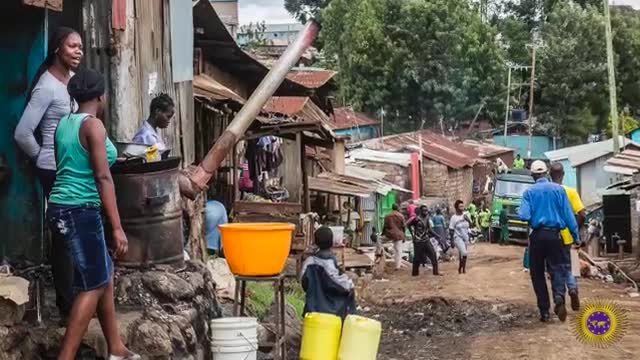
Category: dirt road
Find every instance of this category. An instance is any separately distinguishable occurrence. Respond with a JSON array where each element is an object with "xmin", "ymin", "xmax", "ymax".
[{"xmin": 362, "ymin": 244, "xmax": 640, "ymax": 360}]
